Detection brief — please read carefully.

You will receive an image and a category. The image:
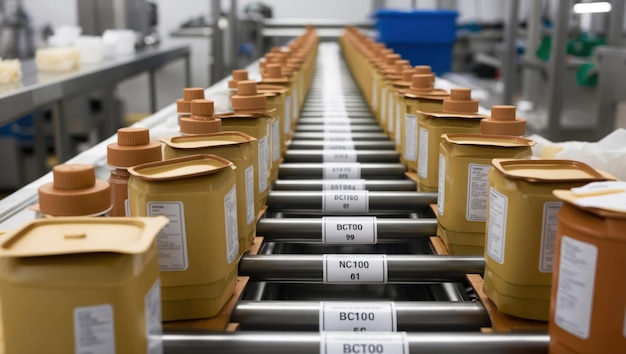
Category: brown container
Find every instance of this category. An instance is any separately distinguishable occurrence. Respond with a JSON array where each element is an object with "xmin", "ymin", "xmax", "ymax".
[{"xmin": 549, "ymin": 183, "xmax": 626, "ymax": 353}]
